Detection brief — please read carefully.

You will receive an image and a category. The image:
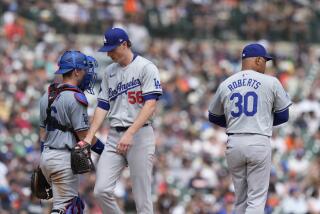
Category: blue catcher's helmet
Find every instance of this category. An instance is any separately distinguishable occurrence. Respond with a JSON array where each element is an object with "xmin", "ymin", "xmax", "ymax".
[
  {"xmin": 55, "ymin": 51, "xmax": 89, "ymax": 74},
  {"xmin": 55, "ymin": 50, "xmax": 98, "ymax": 94}
]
